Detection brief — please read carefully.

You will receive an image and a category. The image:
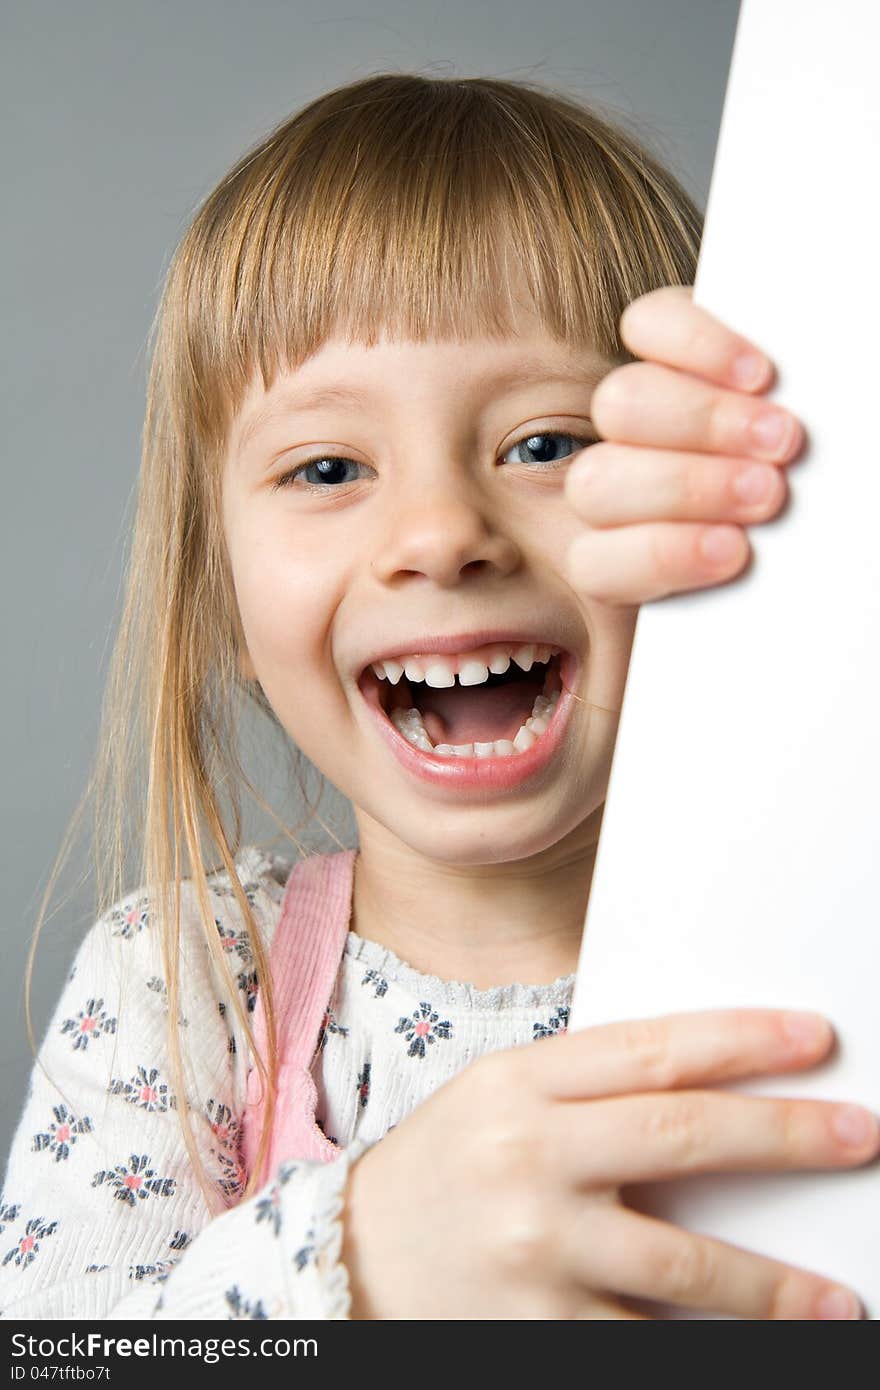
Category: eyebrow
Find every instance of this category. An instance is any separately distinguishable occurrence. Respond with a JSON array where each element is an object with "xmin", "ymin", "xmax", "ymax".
[{"xmin": 236, "ymin": 360, "xmax": 604, "ymax": 456}]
